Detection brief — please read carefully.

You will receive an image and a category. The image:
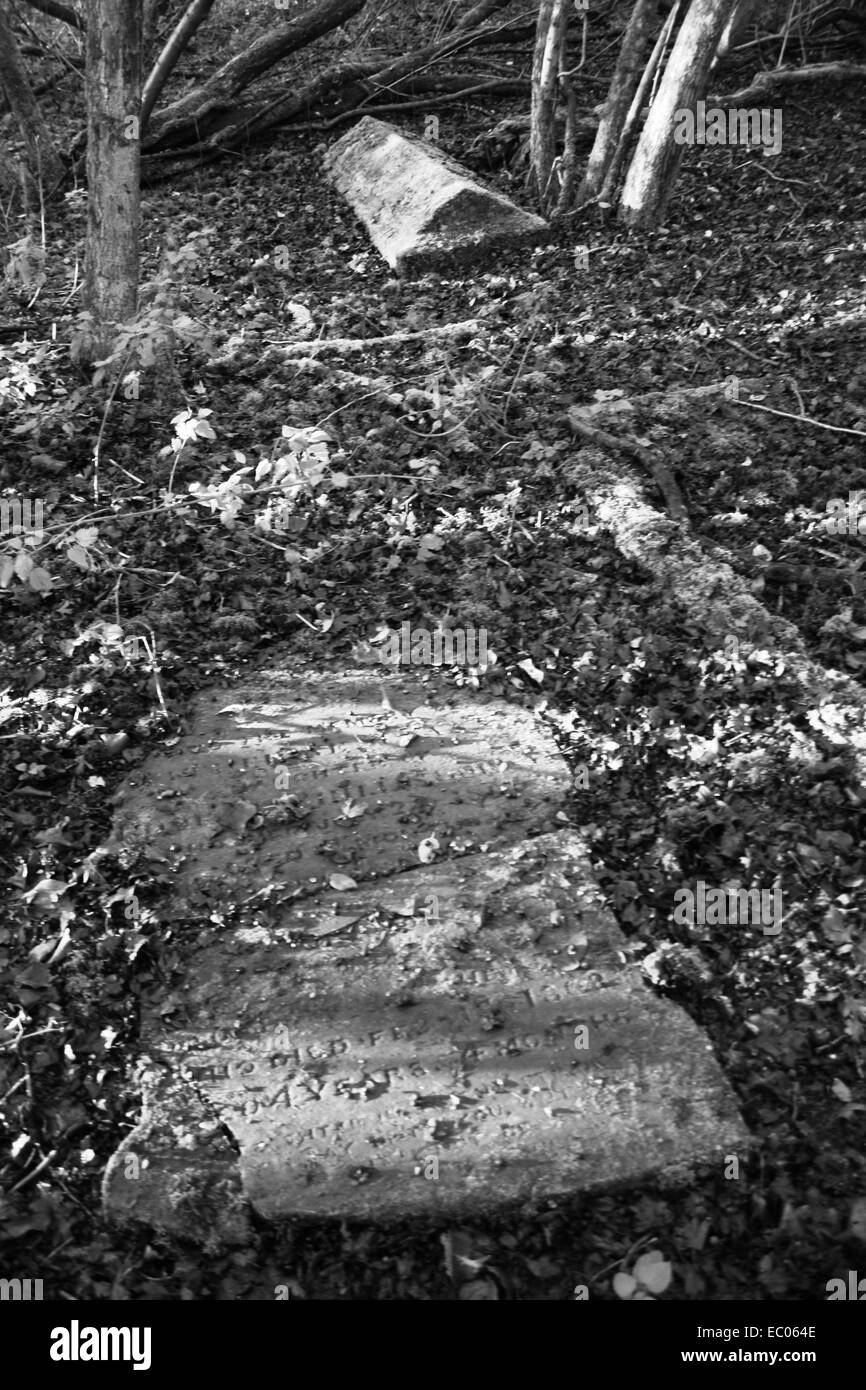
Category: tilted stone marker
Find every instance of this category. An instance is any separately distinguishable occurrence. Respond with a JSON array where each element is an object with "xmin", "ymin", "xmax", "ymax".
[
  {"xmin": 324, "ymin": 115, "xmax": 549, "ymax": 274},
  {"xmin": 102, "ymin": 659, "xmax": 748, "ymax": 1245}
]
